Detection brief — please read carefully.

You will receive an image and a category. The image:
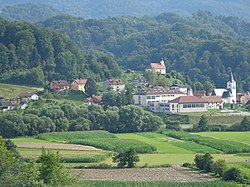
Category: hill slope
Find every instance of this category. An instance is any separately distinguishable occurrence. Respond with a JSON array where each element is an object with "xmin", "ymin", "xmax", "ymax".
[
  {"xmin": 0, "ymin": 3, "xmax": 61, "ymax": 23},
  {"xmin": 0, "ymin": 18, "xmax": 121, "ymax": 86},
  {"xmin": 0, "ymin": 0, "xmax": 250, "ymax": 20},
  {"xmin": 38, "ymin": 13, "xmax": 250, "ymax": 91}
]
